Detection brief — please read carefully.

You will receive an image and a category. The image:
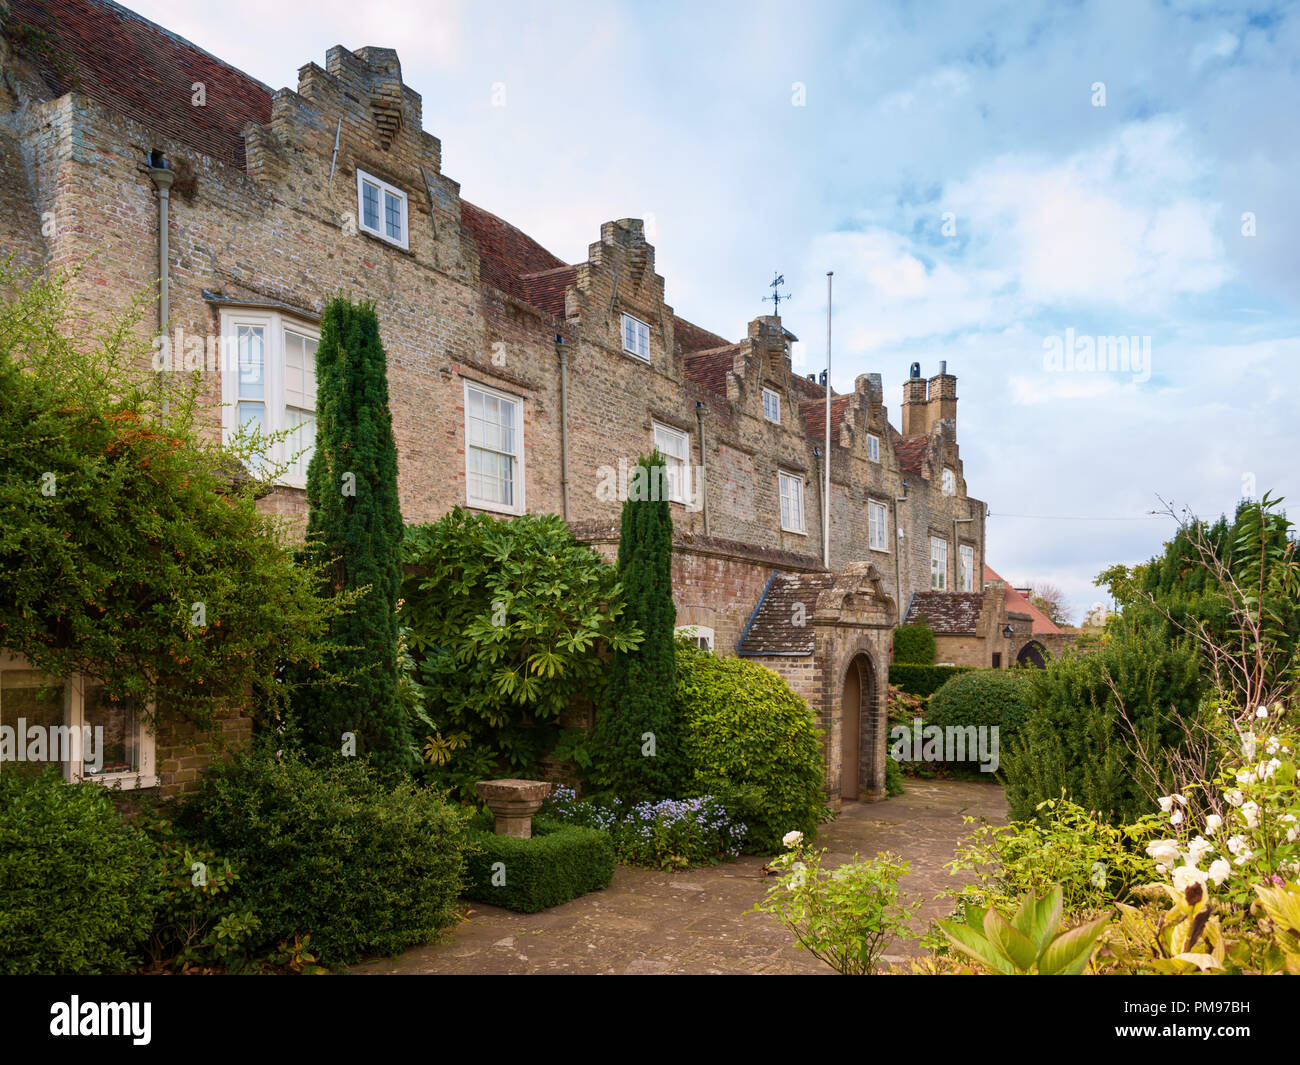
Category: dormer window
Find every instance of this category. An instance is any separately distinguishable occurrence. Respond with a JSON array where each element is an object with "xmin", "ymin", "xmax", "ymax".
[
  {"xmin": 621, "ymin": 313, "xmax": 650, "ymax": 361},
  {"xmin": 356, "ymin": 170, "xmax": 408, "ymax": 249},
  {"xmin": 942, "ymin": 467, "xmax": 956, "ymax": 496},
  {"xmin": 762, "ymin": 387, "xmax": 781, "ymax": 423}
]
